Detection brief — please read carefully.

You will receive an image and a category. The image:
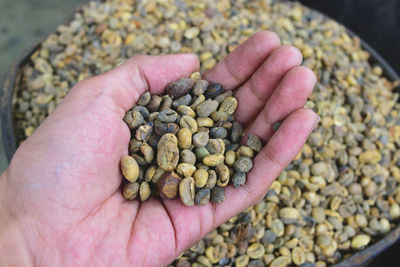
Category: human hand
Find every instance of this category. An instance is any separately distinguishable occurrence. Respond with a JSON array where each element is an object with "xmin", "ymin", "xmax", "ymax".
[{"xmin": 0, "ymin": 31, "xmax": 318, "ymax": 266}]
